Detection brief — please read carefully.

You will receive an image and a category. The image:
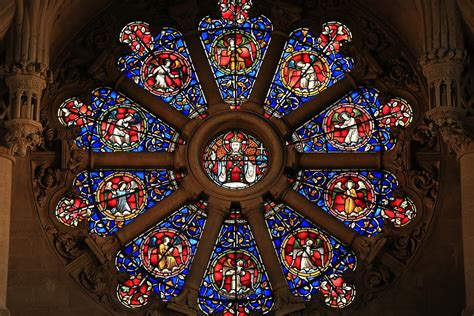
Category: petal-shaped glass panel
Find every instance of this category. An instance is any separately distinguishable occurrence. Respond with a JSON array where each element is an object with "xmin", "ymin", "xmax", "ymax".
[
  {"xmin": 264, "ymin": 201, "xmax": 356, "ymax": 307},
  {"xmin": 198, "ymin": 208, "xmax": 273, "ymax": 315},
  {"xmin": 58, "ymin": 88, "xmax": 182, "ymax": 152},
  {"xmin": 118, "ymin": 22, "xmax": 207, "ymax": 118},
  {"xmin": 115, "ymin": 200, "xmax": 207, "ymax": 305},
  {"xmin": 265, "ymin": 23, "xmax": 353, "ymax": 118},
  {"xmin": 293, "ymin": 169, "xmax": 417, "ymax": 236},
  {"xmin": 291, "ymin": 87, "xmax": 413, "ymax": 152},
  {"xmin": 55, "ymin": 169, "xmax": 180, "ymax": 235},
  {"xmin": 199, "ymin": 0, "xmax": 272, "ymax": 108}
]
